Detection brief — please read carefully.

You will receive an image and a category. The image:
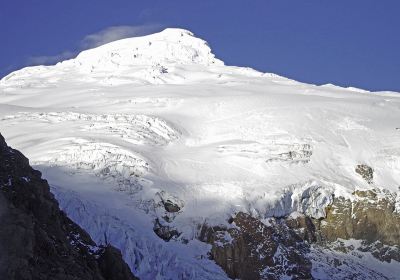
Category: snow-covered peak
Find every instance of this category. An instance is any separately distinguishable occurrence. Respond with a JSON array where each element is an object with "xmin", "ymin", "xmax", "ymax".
[
  {"xmin": 2, "ymin": 25, "xmax": 400, "ymax": 280},
  {"xmin": 63, "ymin": 28, "xmax": 223, "ymax": 71},
  {"xmin": 0, "ymin": 28, "xmax": 228, "ymax": 86}
]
